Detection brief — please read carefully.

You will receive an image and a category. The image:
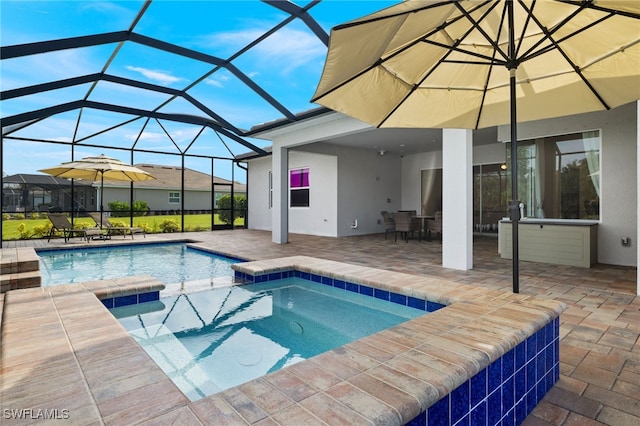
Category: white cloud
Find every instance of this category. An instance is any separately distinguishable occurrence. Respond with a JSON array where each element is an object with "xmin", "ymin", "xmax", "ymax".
[
  {"xmin": 125, "ymin": 66, "xmax": 184, "ymax": 86},
  {"xmin": 204, "ymin": 26, "xmax": 326, "ymax": 75}
]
